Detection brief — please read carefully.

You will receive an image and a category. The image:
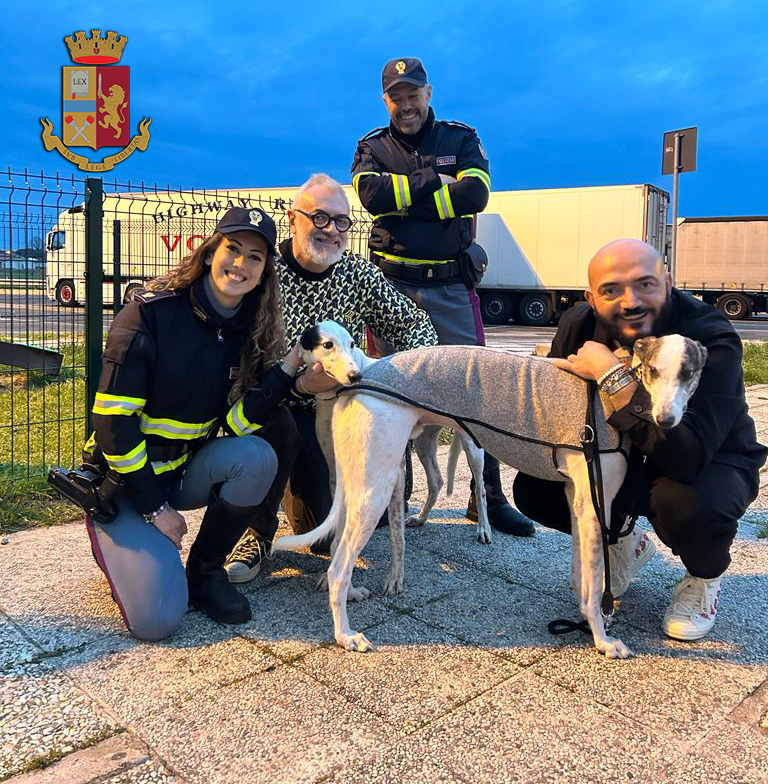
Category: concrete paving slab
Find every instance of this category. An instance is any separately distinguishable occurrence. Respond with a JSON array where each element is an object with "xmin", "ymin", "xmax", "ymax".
[
  {"xmin": 58, "ymin": 634, "xmax": 281, "ymax": 727},
  {"xmin": 532, "ymin": 626, "xmax": 765, "ymax": 743},
  {"xmin": 136, "ymin": 664, "xmax": 391, "ymax": 784},
  {"xmin": 4, "ymin": 730, "xmax": 160, "ymax": 783},
  {"xmin": 405, "ymin": 572, "xmax": 578, "ymax": 667},
  {"xmin": 0, "ymin": 616, "xmax": 42, "ymax": 671},
  {"xmin": 0, "ymin": 661, "xmax": 121, "ymax": 780},
  {"xmin": 298, "ymin": 613, "xmax": 518, "ymax": 732},
  {"xmin": 330, "ymin": 668, "xmax": 682, "ymax": 784}
]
